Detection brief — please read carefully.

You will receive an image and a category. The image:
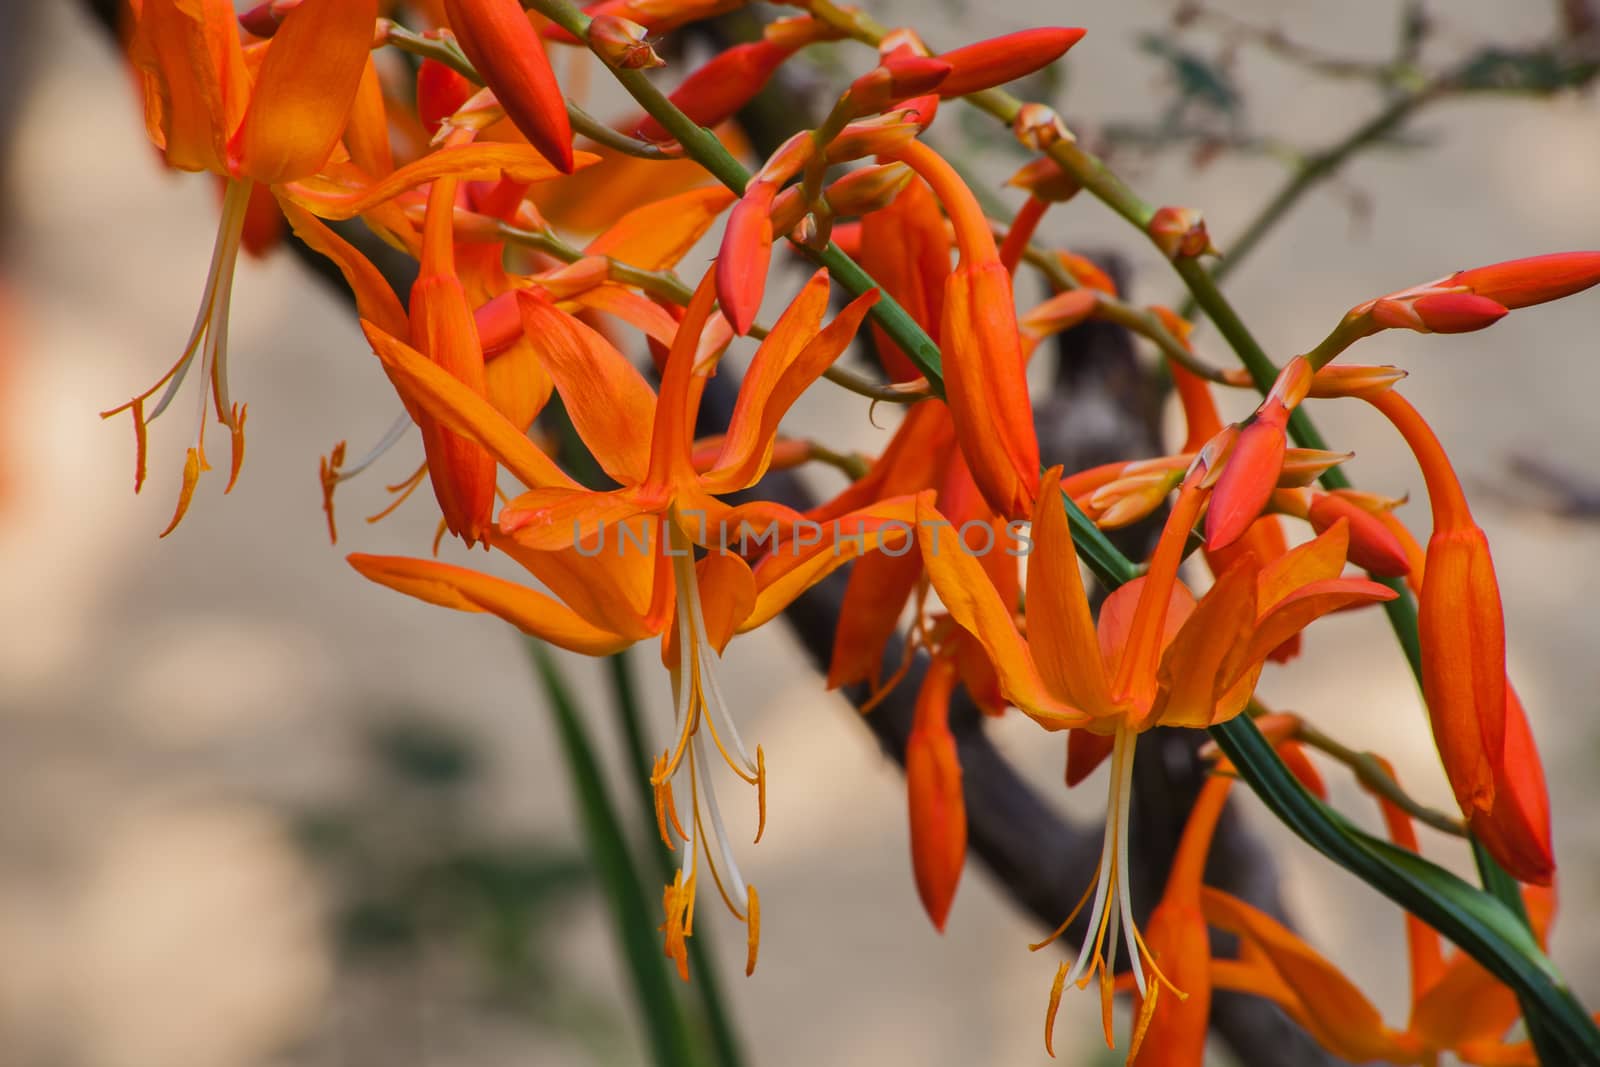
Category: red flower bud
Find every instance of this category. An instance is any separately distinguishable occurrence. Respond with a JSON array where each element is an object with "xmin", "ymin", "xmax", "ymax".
[
  {"xmin": 846, "ymin": 51, "xmax": 952, "ymax": 116},
  {"xmin": 1308, "ymin": 492, "xmax": 1411, "ymax": 577},
  {"xmin": 1446, "ymin": 250, "xmax": 1600, "ymax": 309},
  {"xmin": 634, "ymin": 40, "xmax": 798, "ymax": 142},
  {"xmin": 907, "ymin": 657, "xmax": 967, "ymax": 931},
  {"xmin": 1372, "ymin": 291, "xmax": 1508, "ymax": 334},
  {"xmin": 443, "ymin": 0, "xmax": 574, "ymax": 173},
  {"xmin": 1467, "ymin": 684, "xmax": 1554, "ymax": 886},
  {"xmin": 717, "ymin": 181, "xmax": 777, "ymax": 336},
  {"xmin": 935, "ymin": 27, "xmax": 1086, "ymax": 98}
]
